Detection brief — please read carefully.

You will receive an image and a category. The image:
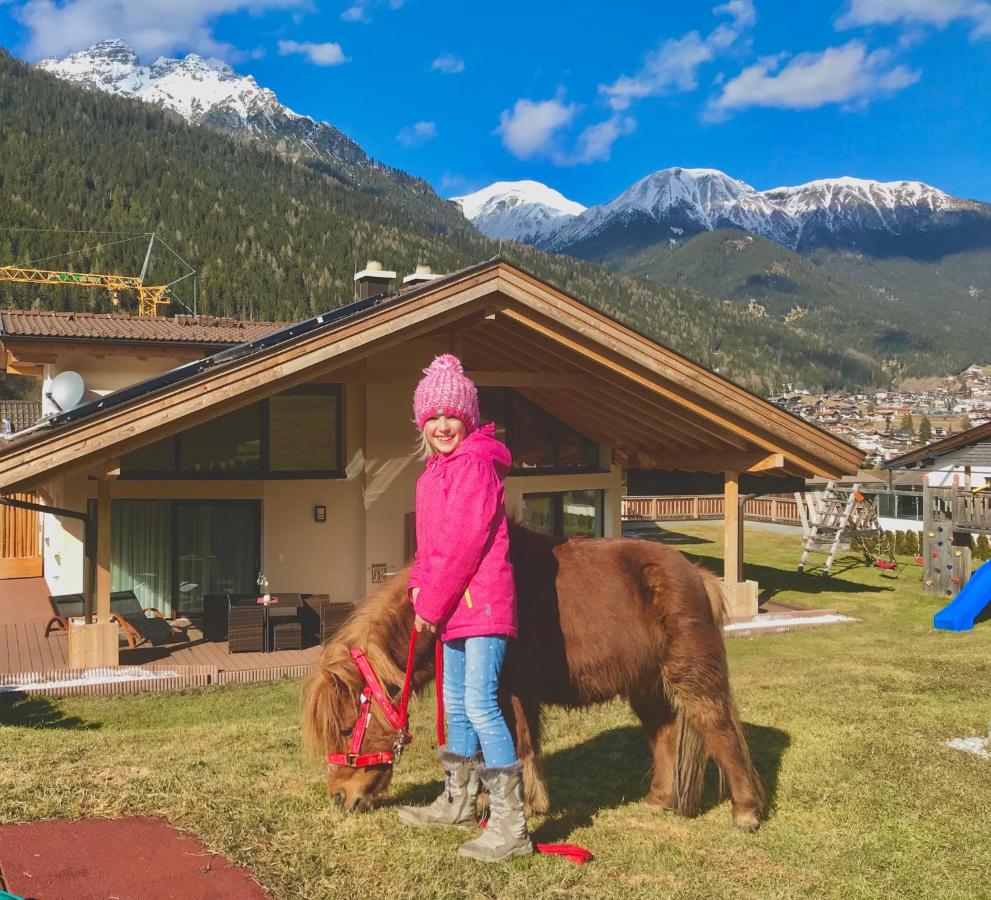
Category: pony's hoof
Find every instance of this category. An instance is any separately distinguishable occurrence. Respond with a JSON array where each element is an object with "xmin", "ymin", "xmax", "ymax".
[{"xmin": 732, "ymin": 809, "xmax": 761, "ymax": 832}]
